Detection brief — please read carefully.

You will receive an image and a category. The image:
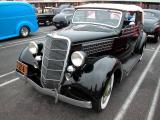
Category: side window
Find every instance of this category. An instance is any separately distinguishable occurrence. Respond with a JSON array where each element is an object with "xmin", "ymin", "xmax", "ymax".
[
  {"xmin": 125, "ymin": 11, "xmax": 136, "ymax": 22},
  {"xmin": 123, "ymin": 11, "xmax": 136, "ymax": 28}
]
